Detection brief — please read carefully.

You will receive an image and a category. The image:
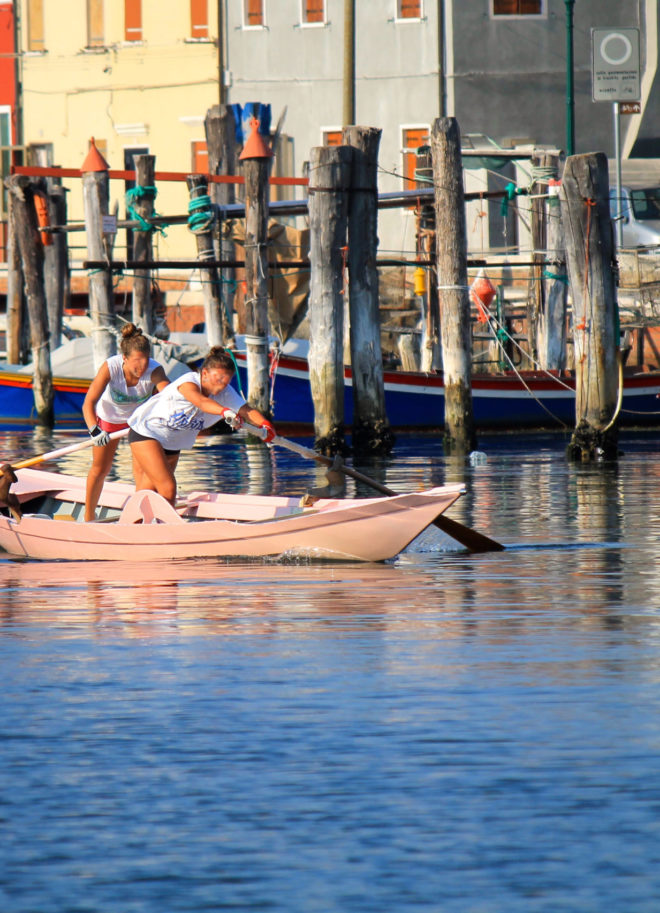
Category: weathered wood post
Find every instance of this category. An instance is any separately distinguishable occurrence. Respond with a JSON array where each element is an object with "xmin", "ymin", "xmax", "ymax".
[
  {"xmin": 416, "ymin": 144, "xmax": 442, "ymax": 372},
  {"xmin": 431, "ymin": 117, "xmax": 475, "ymax": 453},
  {"xmin": 308, "ymin": 144, "xmax": 352, "ymax": 454},
  {"xmin": 528, "ymin": 152, "xmax": 567, "ymax": 370},
  {"xmin": 205, "ymin": 104, "xmax": 237, "ymax": 346},
  {"xmin": 5, "ymin": 192, "xmax": 27, "ymax": 364},
  {"xmin": 240, "ymin": 117, "xmax": 273, "ymax": 416},
  {"xmin": 4, "ymin": 175, "xmax": 53, "ymax": 425},
  {"xmin": 82, "ymin": 138, "xmax": 116, "ymax": 370},
  {"xmin": 130, "ymin": 153, "xmax": 156, "ymax": 334},
  {"xmin": 560, "ymin": 152, "xmax": 619, "ymax": 460},
  {"xmin": 342, "ymin": 125, "xmax": 394, "ymax": 454},
  {"xmin": 44, "ymin": 180, "xmax": 70, "ymax": 350},
  {"xmin": 539, "ymin": 158, "xmax": 568, "ymax": 370},
  {"xmin": 186, "ymin": 173, "xmax": 226, "ymax": 347}
]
